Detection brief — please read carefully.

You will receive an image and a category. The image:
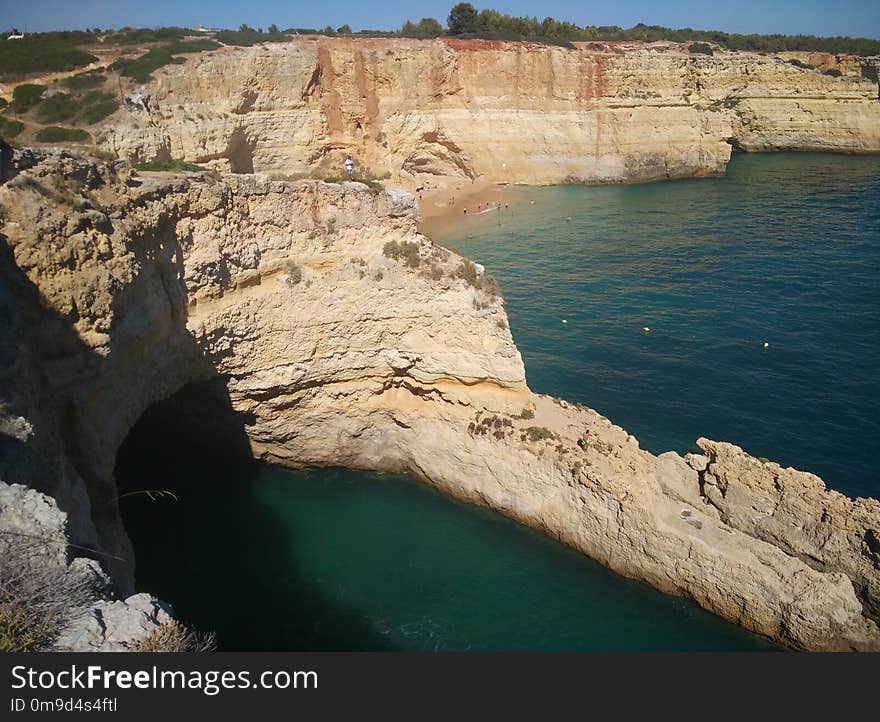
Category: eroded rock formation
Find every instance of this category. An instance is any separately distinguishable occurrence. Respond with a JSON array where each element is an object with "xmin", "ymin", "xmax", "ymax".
[
  {"xmin": 100, "ymin": 38, "xmax": 880, "ymax": 184},
  {"xmin": 1, "ymin": 150, "xmax": 878, "ymax": 651}
]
